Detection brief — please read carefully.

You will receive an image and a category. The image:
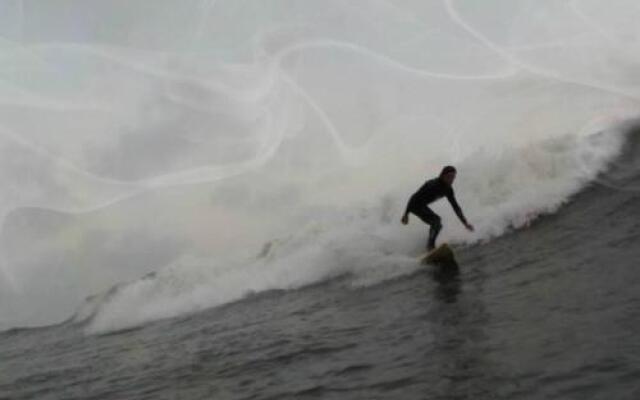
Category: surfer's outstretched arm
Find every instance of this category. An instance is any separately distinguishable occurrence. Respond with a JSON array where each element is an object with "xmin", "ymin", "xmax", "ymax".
[{"xmin": 446, "ymin": 190, "xmax": 474, "ymax": 231}]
